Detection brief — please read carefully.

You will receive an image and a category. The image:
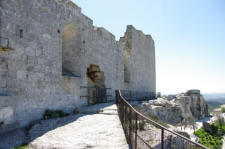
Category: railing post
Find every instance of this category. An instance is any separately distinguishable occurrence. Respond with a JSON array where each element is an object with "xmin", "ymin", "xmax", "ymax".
[
  {"xmin": 116, "ymin": 90, "xmax": 209, "ymax": 149},
  {"xmin": 124, "ymin": 102, "xmax": 126, "ymax": 129},
  {"xmin": 115, "ymin": 90, "xmax": 118, "ymax": 105},
  {"xmin": 161, "ymin": 128, "xmax": 164, "ymax": 149},
  {"xmin": 129, "ymin": 107, "xmax": 132, "ymax": 145},
  {"xmin": 135, "ymin": 113, "xmax": 138, "ymax": 149},
  {"xmin": 129, "ymin": 90, "xmax": 131, "ymax": 101},
  {"xmin": 121, "ymin": 101, "xmax": 124, "ymax": 126}
]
